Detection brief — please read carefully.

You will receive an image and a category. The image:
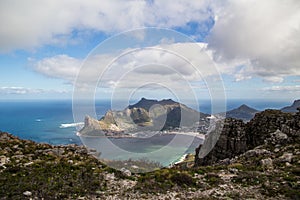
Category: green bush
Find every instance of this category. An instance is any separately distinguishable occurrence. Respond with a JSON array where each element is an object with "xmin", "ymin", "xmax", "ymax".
[{"xmin": 170, "ymin": 172, "xmax": 195, "ymax": 187}]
